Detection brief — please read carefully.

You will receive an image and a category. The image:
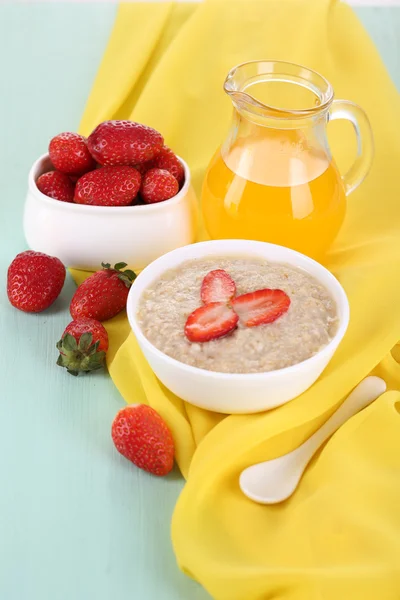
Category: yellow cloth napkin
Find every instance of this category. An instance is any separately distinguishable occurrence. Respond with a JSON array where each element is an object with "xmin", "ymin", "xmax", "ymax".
[{"xmin": 72, "ymin": 0, "xmax": 400, "ymax": 597}]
